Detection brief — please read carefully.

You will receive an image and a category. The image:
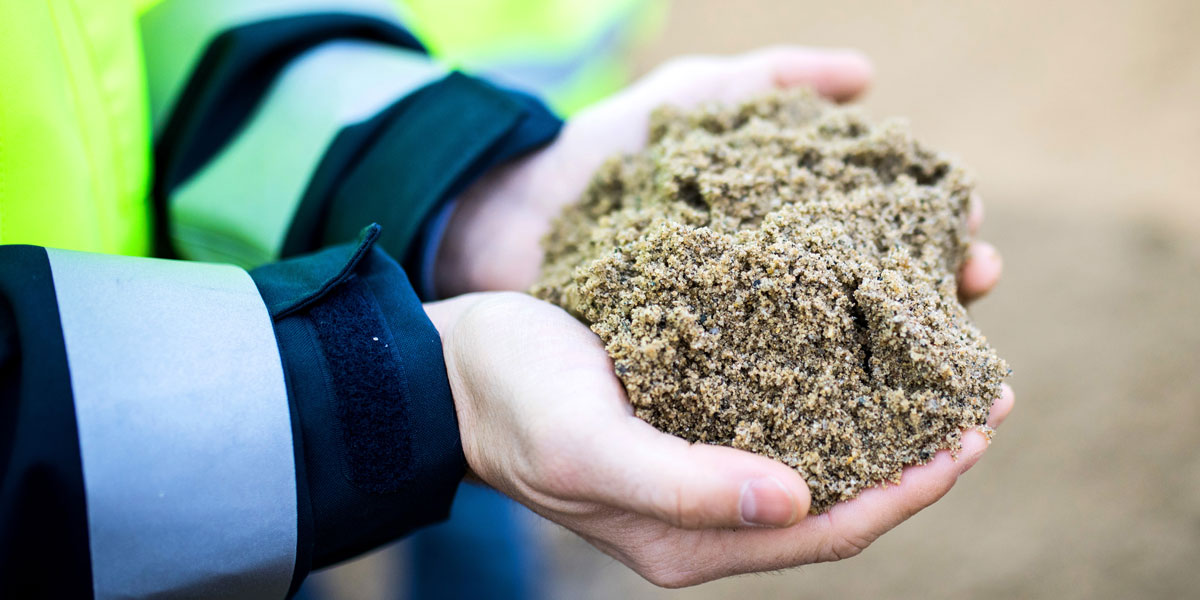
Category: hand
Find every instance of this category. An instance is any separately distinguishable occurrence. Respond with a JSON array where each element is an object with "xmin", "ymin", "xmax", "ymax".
[
  {"xmin": 424, "ymin": 292, "xmax": 1015, "ymax": 587},
  {"xmin": 434, "ymin": 45, "xmax": 1003, "ymax": 306}
]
